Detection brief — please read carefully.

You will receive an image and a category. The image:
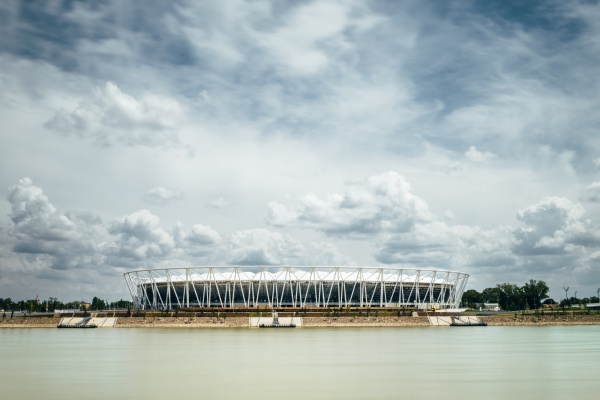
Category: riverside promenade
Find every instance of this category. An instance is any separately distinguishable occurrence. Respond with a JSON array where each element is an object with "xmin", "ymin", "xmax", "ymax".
[{"xmin": 2, "ymin": 313, "xmax": 600, "ymax": 328}]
